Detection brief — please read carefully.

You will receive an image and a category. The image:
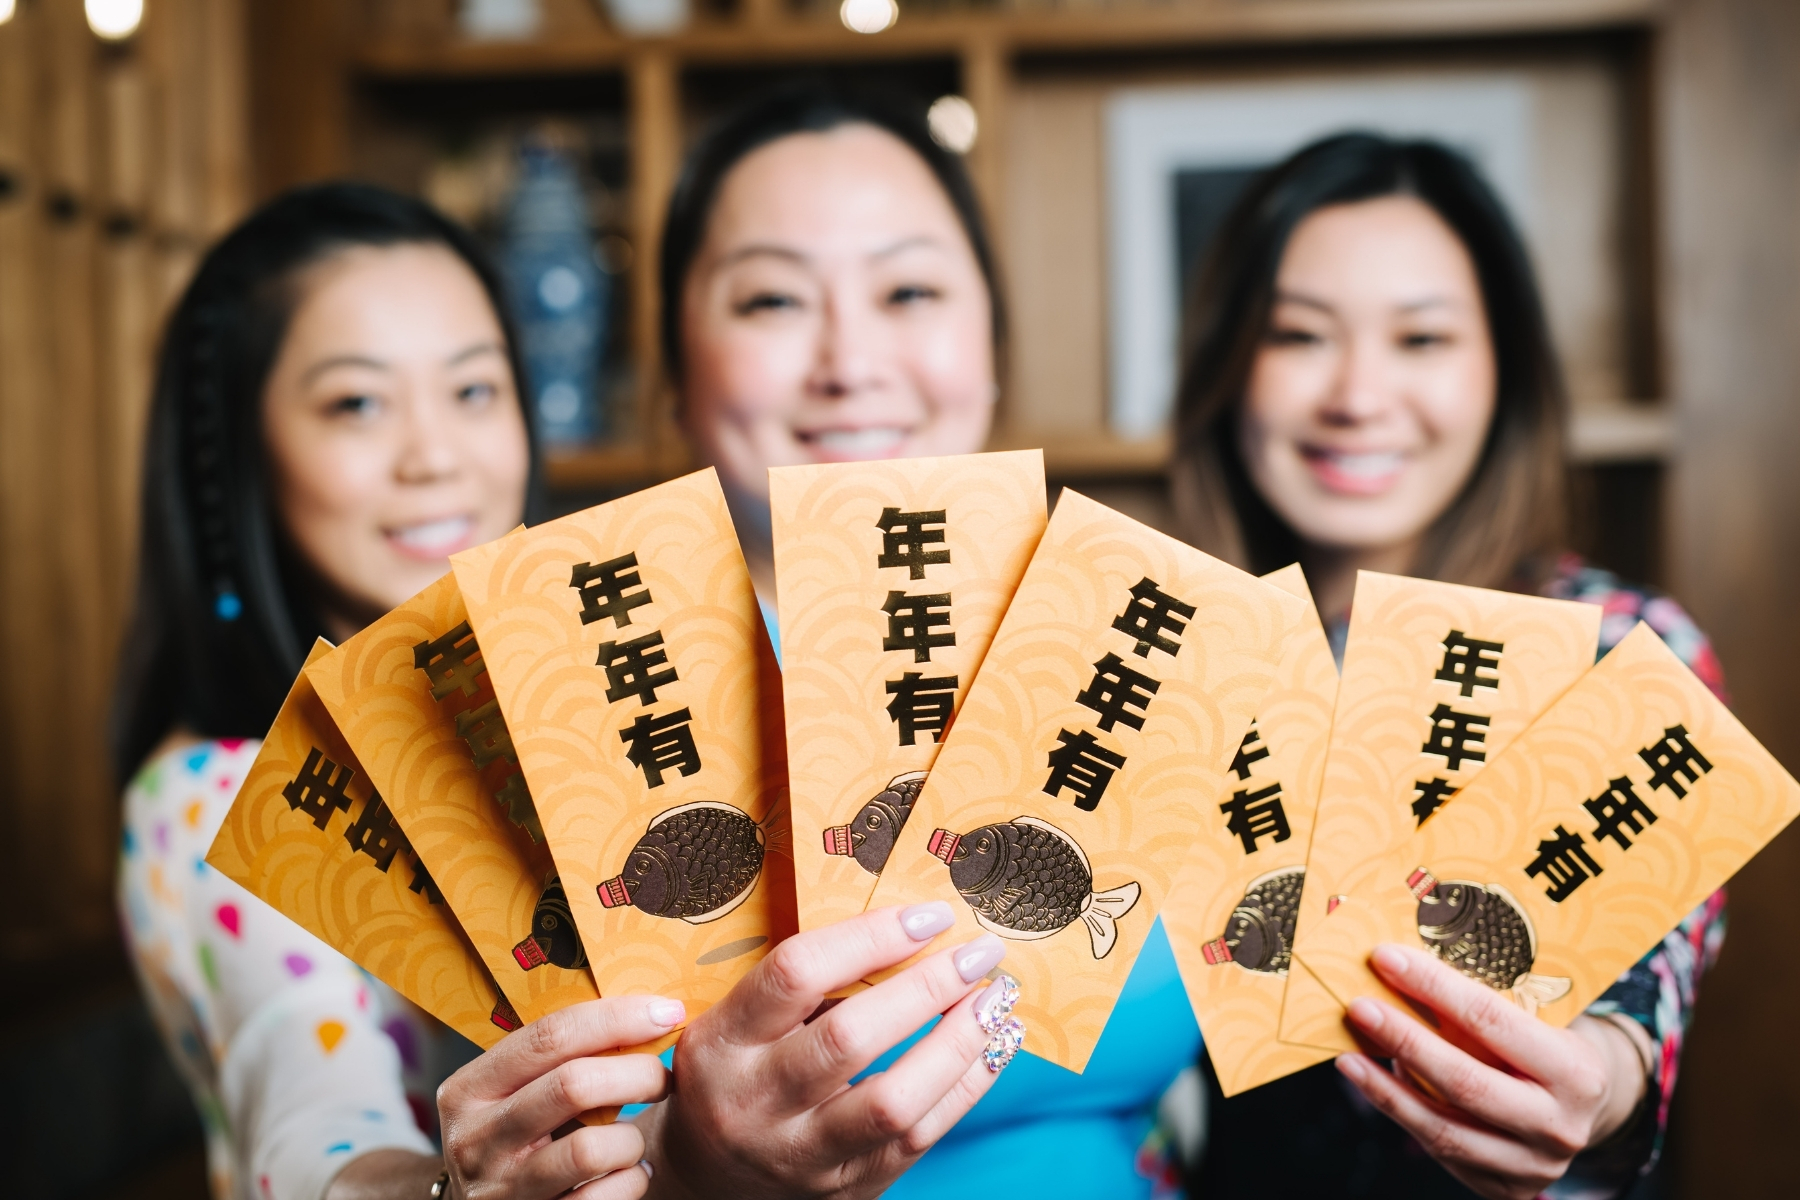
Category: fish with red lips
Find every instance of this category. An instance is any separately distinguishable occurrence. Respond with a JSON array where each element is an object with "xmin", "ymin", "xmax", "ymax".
[
  {"xmin": 927, "ymin": 815, "xmax": 1140, "ymax": 959},
  {"xmin": 823, "ymin": 771, "xmax": 926, "ymax": 876},
  {"xmin": 597, "ymin": 801, "xmax": 767, "ymax": 924}
]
